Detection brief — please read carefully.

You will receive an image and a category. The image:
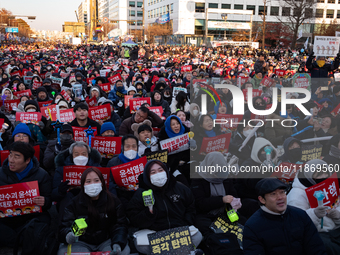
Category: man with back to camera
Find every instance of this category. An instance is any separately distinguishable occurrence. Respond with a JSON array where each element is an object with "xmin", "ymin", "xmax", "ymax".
[{"xmin": 243, "ymin": 178, "xmax": 327, "ymax": 255}]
